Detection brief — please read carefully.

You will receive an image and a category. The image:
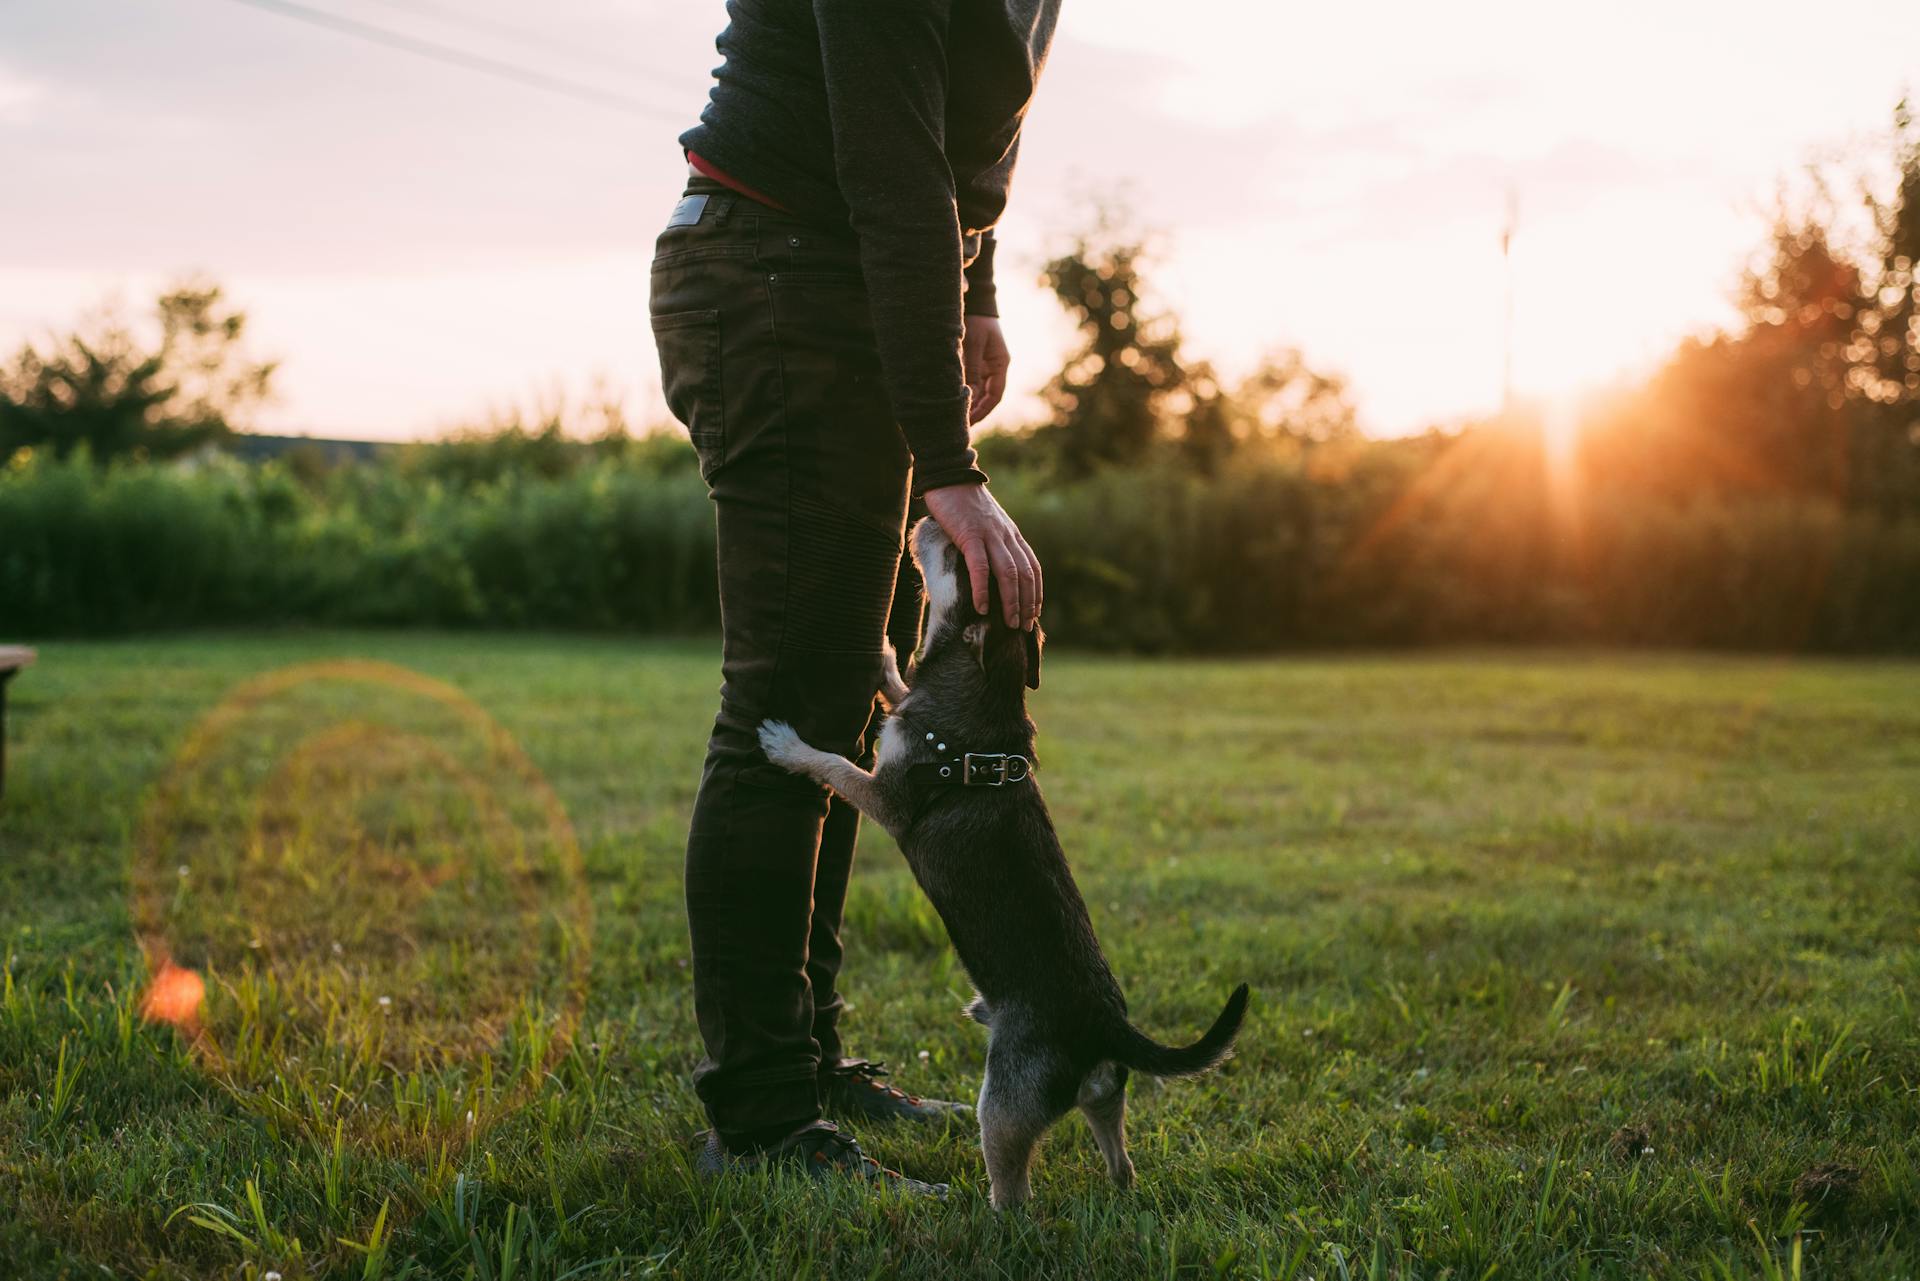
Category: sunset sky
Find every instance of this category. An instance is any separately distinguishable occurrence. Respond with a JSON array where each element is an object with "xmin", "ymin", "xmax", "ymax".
[{"xmin": 1, "ymin": 0, "xmax": 1913, "ymax": 441}]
